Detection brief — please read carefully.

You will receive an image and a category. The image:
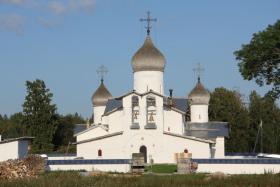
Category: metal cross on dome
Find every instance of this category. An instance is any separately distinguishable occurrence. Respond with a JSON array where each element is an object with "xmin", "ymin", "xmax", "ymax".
[
  {"xmin": 193, "ymin": 63, "xmax": 204, "ymax": 81},
  {"xmin": 140, "ymin": 11, "xmax": 157, "ymax": 36},
  {"xmin": 96, "ymin": 65, "xmax": 108, "ymax": 82}
]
